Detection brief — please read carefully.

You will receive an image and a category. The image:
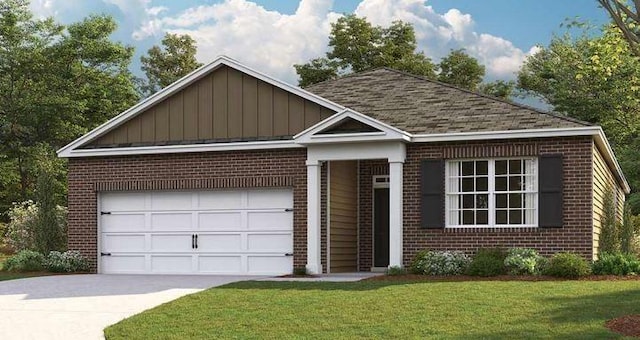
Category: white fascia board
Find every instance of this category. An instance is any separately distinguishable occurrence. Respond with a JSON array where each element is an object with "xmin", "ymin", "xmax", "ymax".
[
  {"xmin": 294, "ymin": 108, "xmax": 411, "ymax": 144},
  {"xmin": 57, "ymin": 55, "xmax": 344, "ymax": 158},
  {"xmin": 63, "ymin": 140, "xmax": 302, "ymax": 158},
  {"xmin": 594, "ymin": 128, "xmax": 631, "ymax": 193}
]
